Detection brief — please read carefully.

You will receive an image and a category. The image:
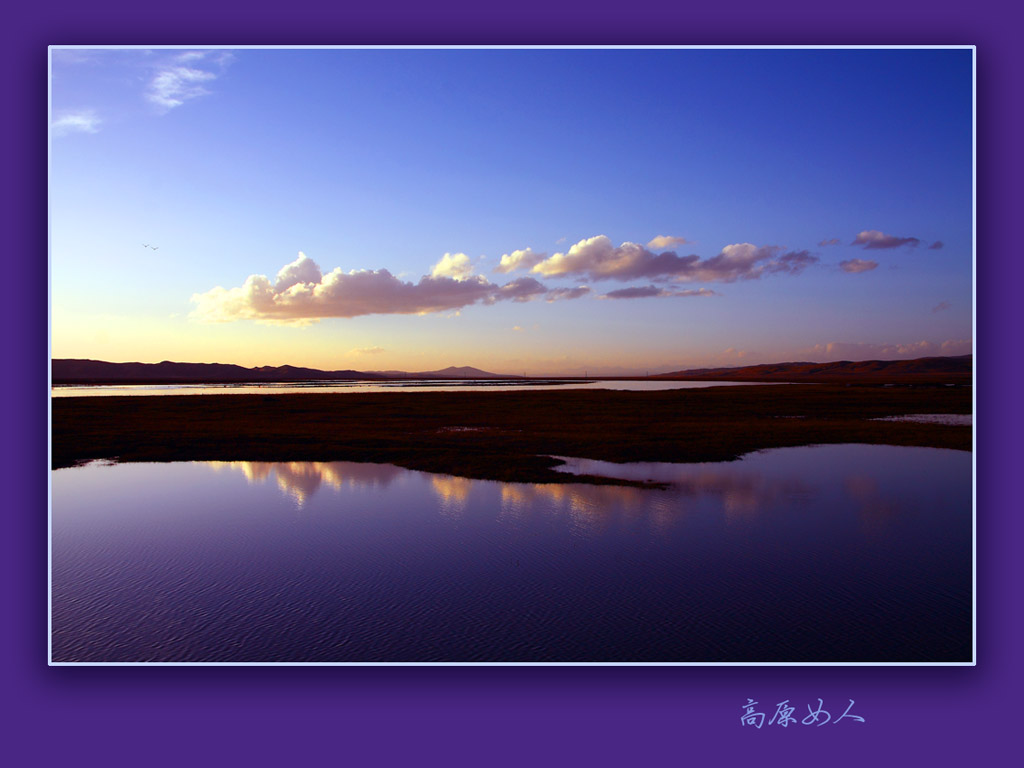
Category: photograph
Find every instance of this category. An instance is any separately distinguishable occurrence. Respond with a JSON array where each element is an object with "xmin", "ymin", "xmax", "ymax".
[{"xmin": 49, "ymin": 46, "xmax": 974, "ymax": 664}]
